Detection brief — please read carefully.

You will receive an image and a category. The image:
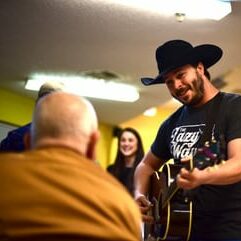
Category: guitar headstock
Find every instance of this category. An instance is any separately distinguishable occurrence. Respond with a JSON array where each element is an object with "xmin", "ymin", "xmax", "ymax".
[{"xmin": 194, "ymin": 136, "xmax": 225, "ymax": 170}]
